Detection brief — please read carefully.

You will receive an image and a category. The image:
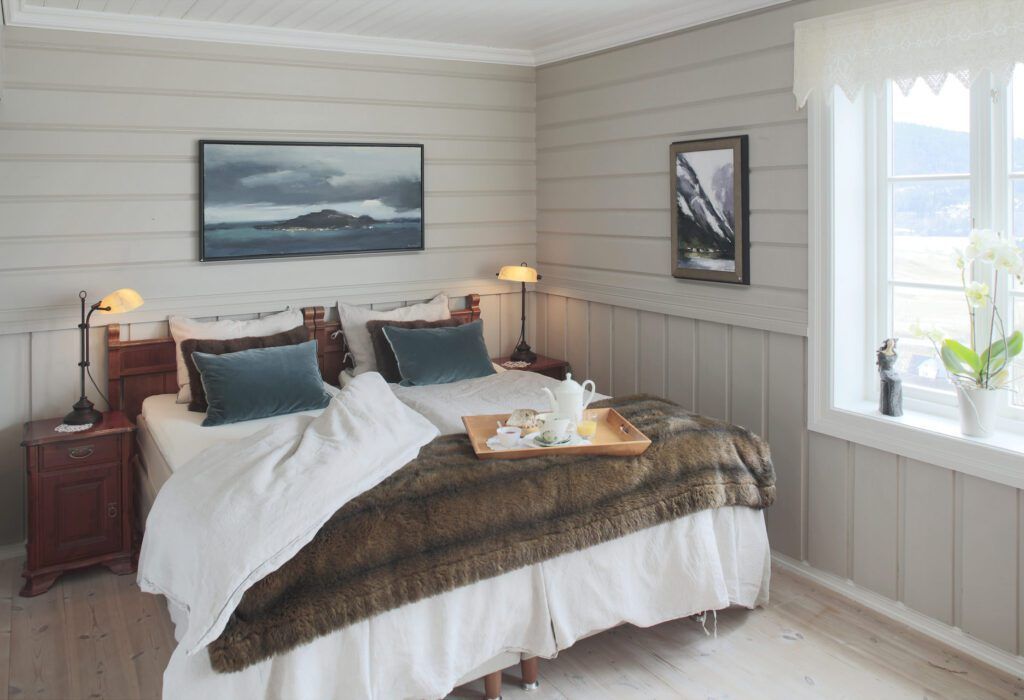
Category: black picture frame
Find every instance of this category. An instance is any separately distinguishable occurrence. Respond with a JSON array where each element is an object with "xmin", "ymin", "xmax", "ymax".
[
  {"xmin": 669, "ymin": 135, "xmax": 749, "ymax": 285},
  {"xmin": 199, "ymin": 140, "xmax": 425, "ymax": 262}
]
